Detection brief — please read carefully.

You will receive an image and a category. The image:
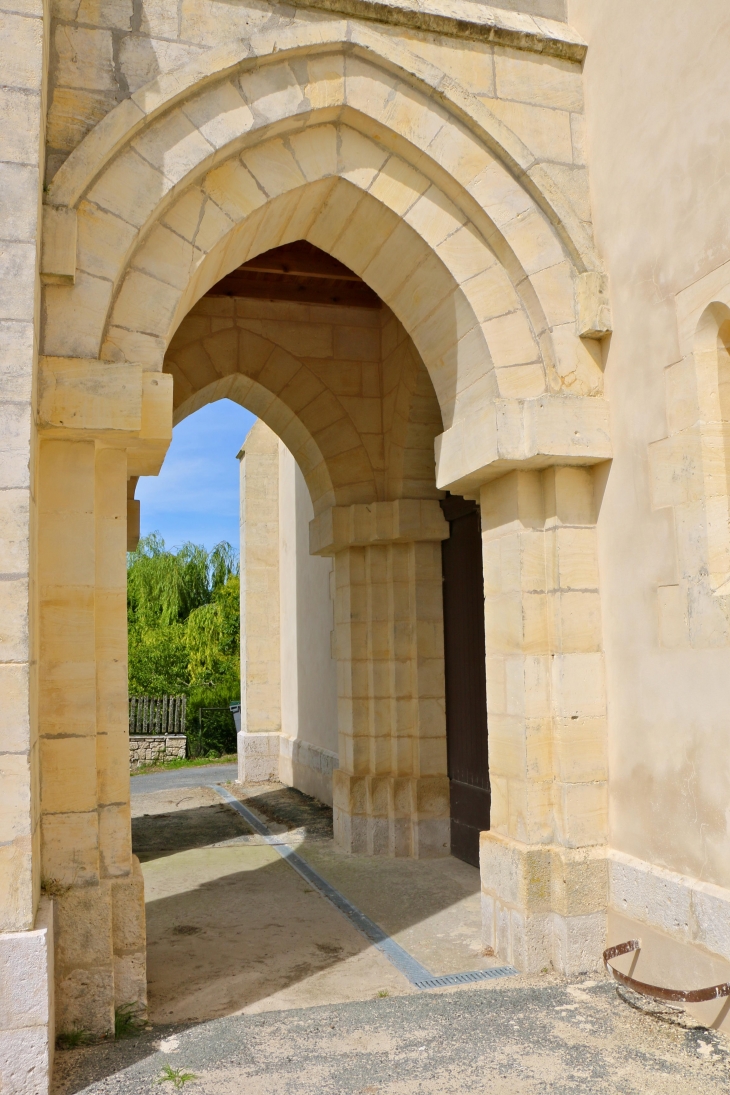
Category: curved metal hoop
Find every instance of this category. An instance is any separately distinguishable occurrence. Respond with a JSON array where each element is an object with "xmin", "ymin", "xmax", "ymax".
[{"xmin": 604, "ymin": 940, "xmax": 730, "ymax": 1004}]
